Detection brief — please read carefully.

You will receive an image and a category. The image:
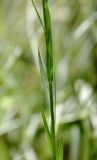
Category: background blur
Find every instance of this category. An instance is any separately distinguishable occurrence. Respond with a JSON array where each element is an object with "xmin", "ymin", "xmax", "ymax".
[{"xmin": 0, "ymin": 0, "xmax": 97, "ymax": 160}]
